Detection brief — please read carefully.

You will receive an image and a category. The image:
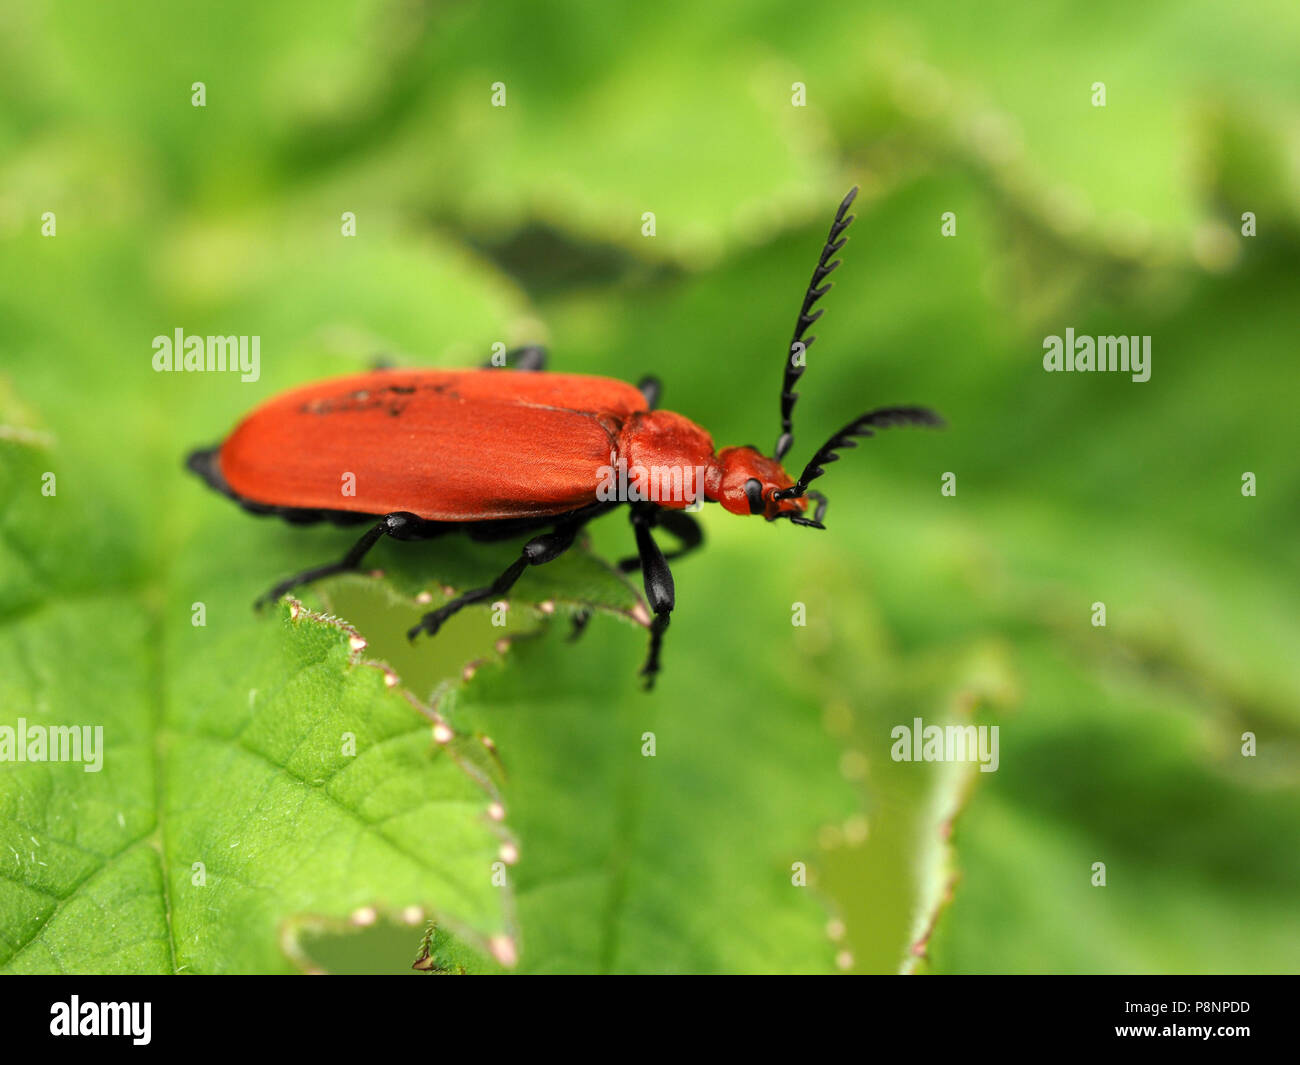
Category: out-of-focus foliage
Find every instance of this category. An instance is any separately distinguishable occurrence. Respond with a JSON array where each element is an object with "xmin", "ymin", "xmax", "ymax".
[{"xmin": 1, "ymin": 0, "xmax": 1298, "ymax": 973}]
